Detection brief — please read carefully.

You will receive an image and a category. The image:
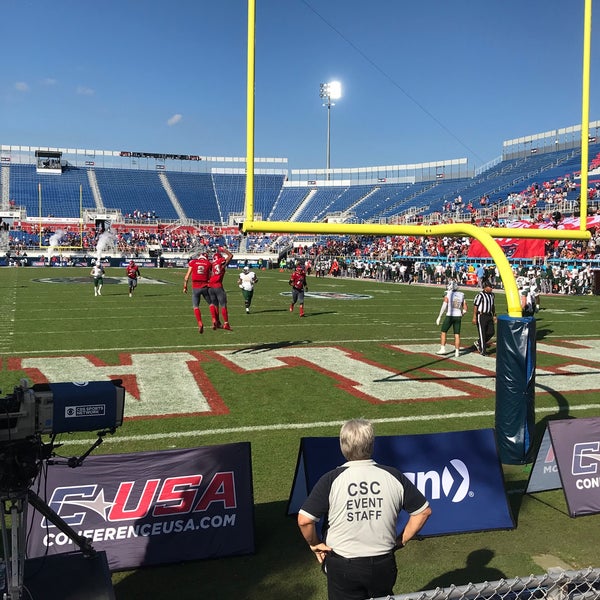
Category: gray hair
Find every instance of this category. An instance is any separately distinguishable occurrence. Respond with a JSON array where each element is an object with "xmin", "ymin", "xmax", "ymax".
[{"xmin": 339, "ymin": 419, "xmax": 374, "ymax": 461}]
